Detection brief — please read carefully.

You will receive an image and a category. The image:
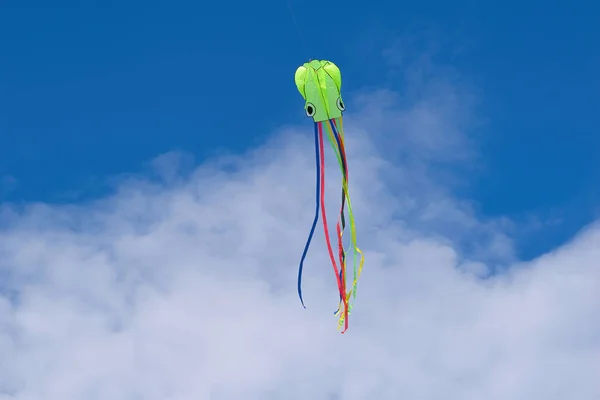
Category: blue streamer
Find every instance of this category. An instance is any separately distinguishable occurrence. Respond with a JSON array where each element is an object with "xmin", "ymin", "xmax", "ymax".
[{"xmin": 297, "ymin": 121, "xmax": 321, "ymax": 308}]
